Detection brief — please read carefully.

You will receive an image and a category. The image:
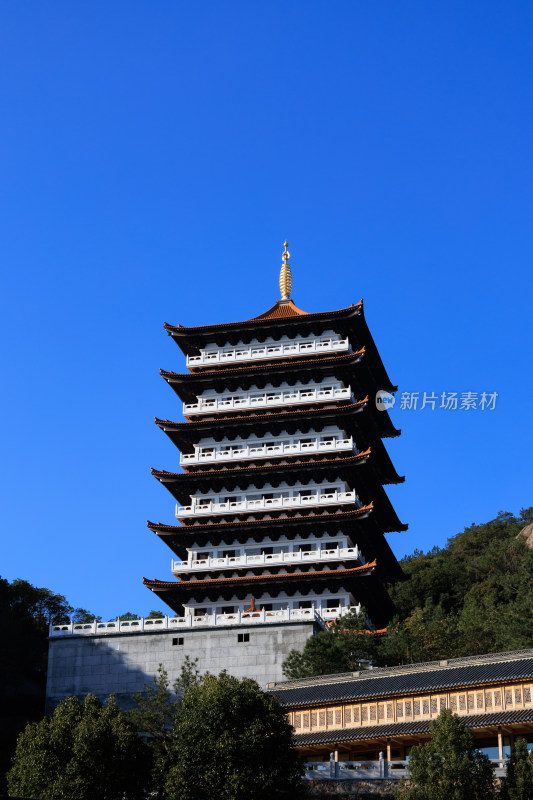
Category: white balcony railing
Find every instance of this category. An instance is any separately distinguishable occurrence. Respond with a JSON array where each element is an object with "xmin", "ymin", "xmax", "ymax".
[
  {"xmin": 176, "ymin": 489, "xmax": 359, "ymax": 519},
  {"xmin": 183, "ymin": 386, "xmax": 353, "ymax": 416},
  {"xmin": 172, "ymin": 546, "xmax": 363, "ymax": 574},
  {"xmin": 304, "ymin": 759, "xmax": 508, "ymax": 781},
  {"xmin": 186, "ymin": 337, "xmax": 350, "ymax": 368},
  {"xmin": 49, "ymin": 607, "xmax": 360, "ymax": 637},
  {"xmin": 181, "ymin": 437, "xmax": 355, "ymax": 466}
]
